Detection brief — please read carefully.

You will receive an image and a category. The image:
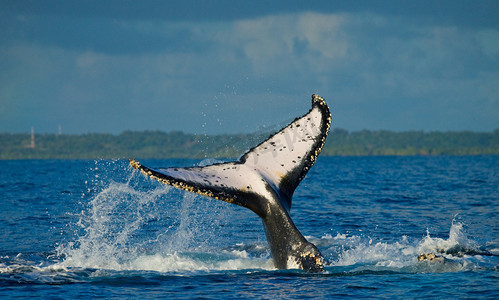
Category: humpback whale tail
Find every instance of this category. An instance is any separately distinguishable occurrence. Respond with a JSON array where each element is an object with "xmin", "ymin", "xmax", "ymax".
[{"xmin": 130, "ymin": 94, "xmax": 331, "ymax": 272}]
